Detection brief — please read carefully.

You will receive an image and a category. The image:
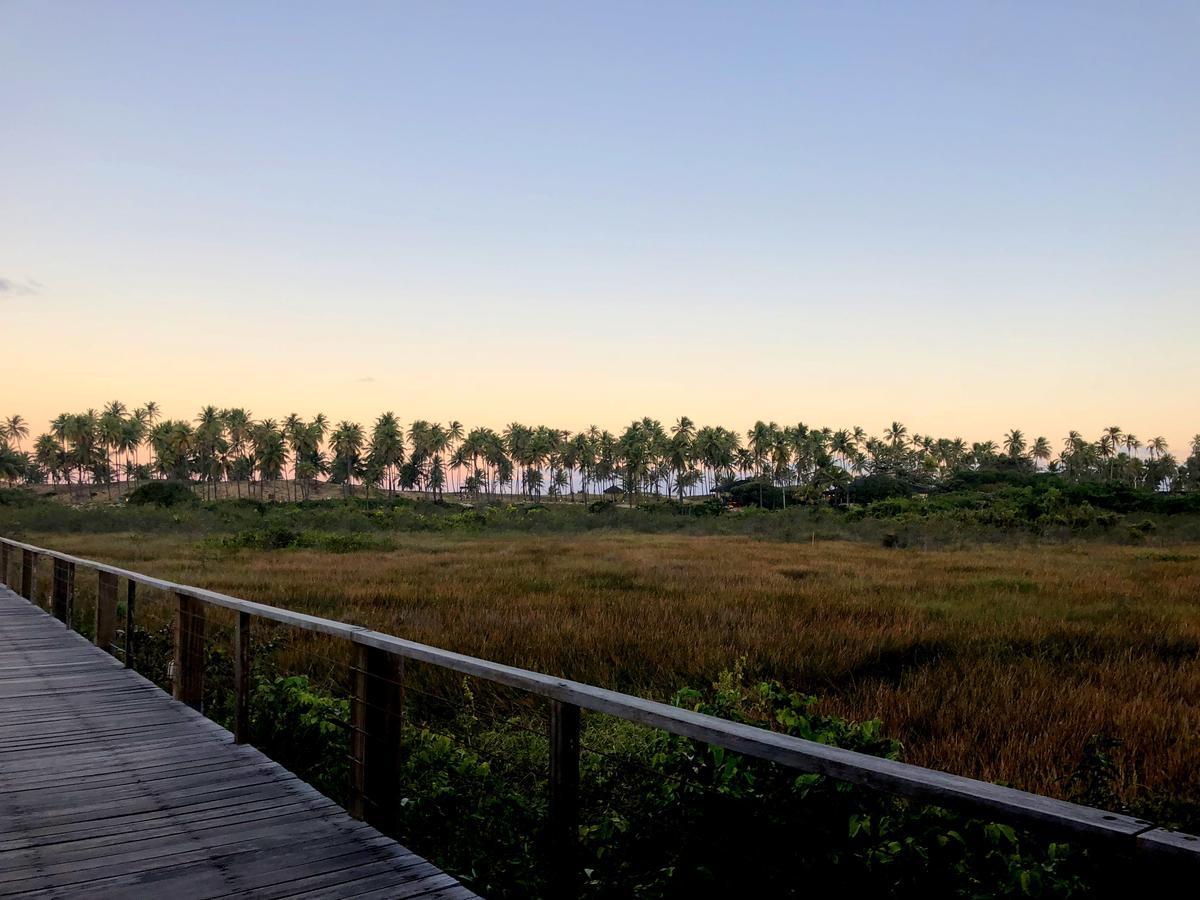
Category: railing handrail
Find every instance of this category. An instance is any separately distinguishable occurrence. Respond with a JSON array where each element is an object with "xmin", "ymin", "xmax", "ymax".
[{"xmin": 2, "ymin": 534, "xmax": 1197, "ymax": 867}]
